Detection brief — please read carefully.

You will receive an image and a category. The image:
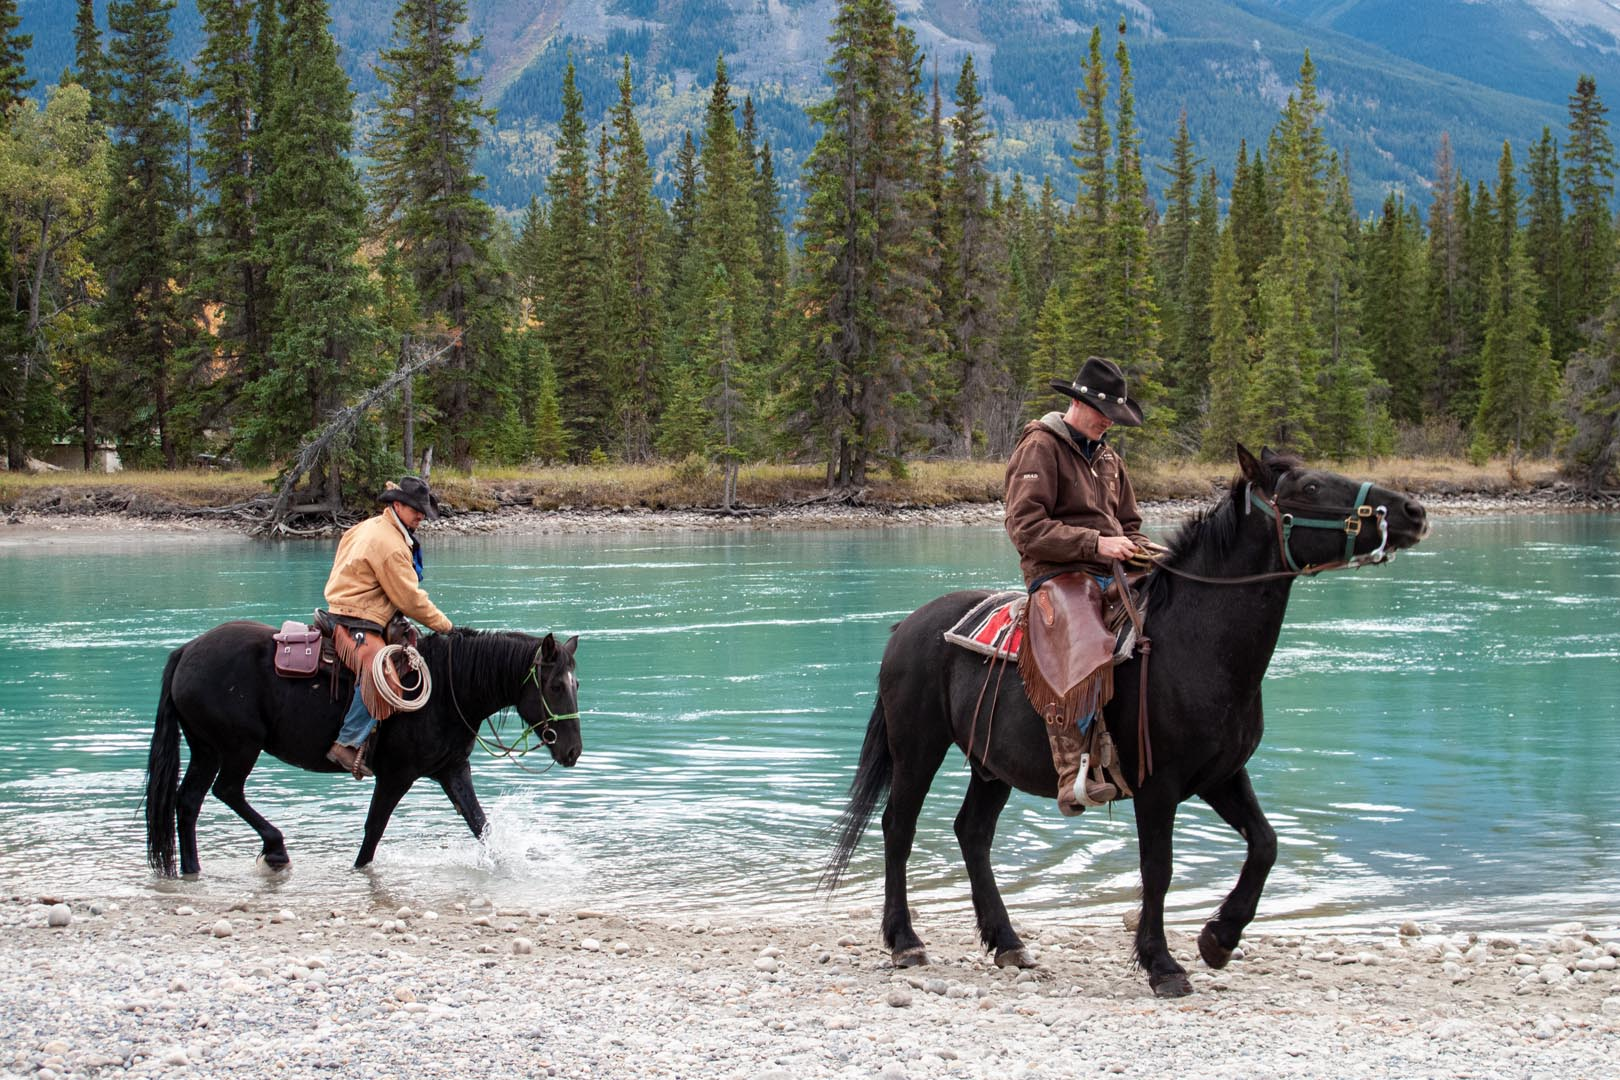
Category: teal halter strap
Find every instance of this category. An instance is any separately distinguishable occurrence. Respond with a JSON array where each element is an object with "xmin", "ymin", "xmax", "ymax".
[{"xmin": 1248, "ymin": 480, "xmax": 1379, "ymax": 573}]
